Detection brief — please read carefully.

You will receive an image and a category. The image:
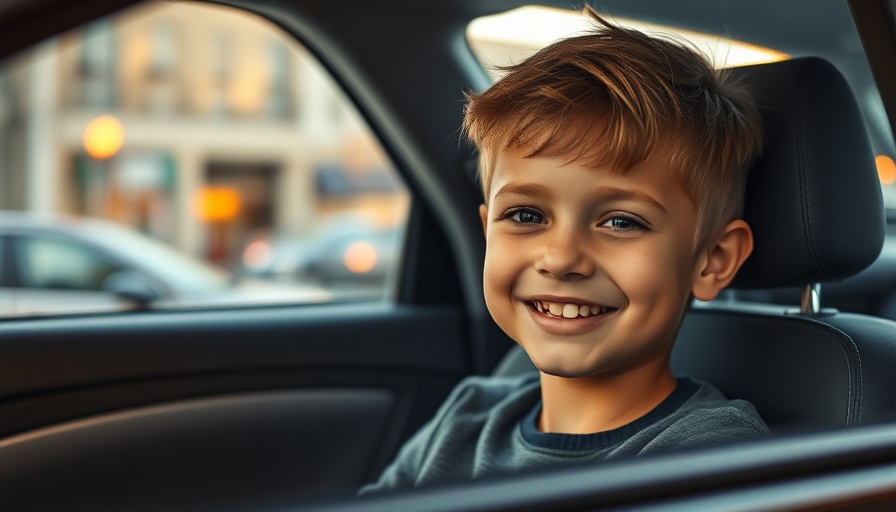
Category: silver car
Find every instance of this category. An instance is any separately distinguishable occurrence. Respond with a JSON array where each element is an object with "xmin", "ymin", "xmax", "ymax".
[{"xmin": 0, "ymin": 211, "xmax": 329, "ymax": 316}]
